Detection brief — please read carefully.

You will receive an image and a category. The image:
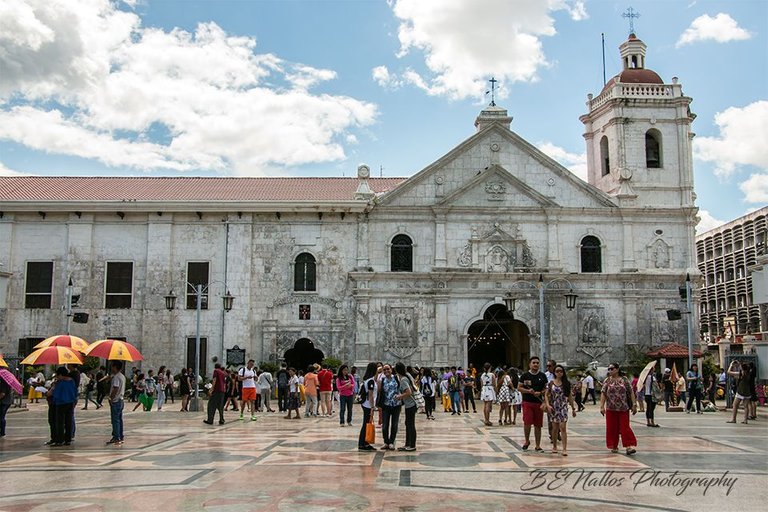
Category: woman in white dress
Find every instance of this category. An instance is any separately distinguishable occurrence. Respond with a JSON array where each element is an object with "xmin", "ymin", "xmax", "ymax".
[{"xmin": 480, "ymin": 362, "xmax": 497, "ymax": 427}]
